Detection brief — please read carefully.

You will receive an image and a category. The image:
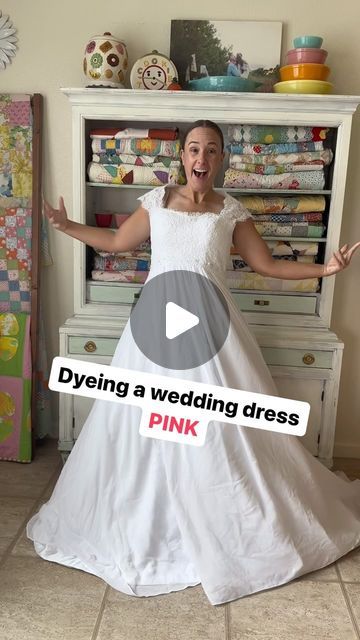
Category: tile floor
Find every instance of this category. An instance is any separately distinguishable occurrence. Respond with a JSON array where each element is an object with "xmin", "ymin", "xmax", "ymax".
[{"xmin": 0, "ymin": 439, "xmax": 360, "ymax": 640}]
